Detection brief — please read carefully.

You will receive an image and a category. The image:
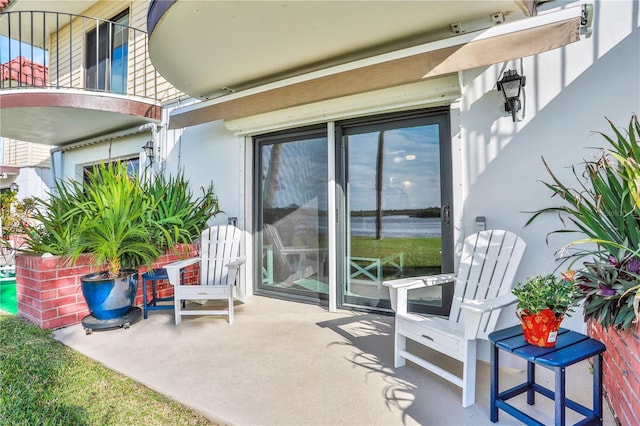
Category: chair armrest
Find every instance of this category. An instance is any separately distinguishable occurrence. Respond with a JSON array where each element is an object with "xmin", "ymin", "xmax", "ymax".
[
  {"xmin": 227, "ymin": 256, "xmax": 247, "ymax": 269},
  {"xmin": 164, "ymin": 257, "xmax": 201, "ymax": 286},
  {"xmin": 461, "ymin": 293, "xmax": 518, "ymax": 314},
  {"xmin": 462, "ymin": 293, "xmax": 518, "ymax": 340},
  {"xmin": 383, "ymin": 274, "xmax": 456, "ymax": 290},
  {"xmin": 280, "ymin": 247, "xmax": 328, "ymax": 255},
  {"xmin": 384, "ymin": 274, "xmax": 457, "ymax": 314}
]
